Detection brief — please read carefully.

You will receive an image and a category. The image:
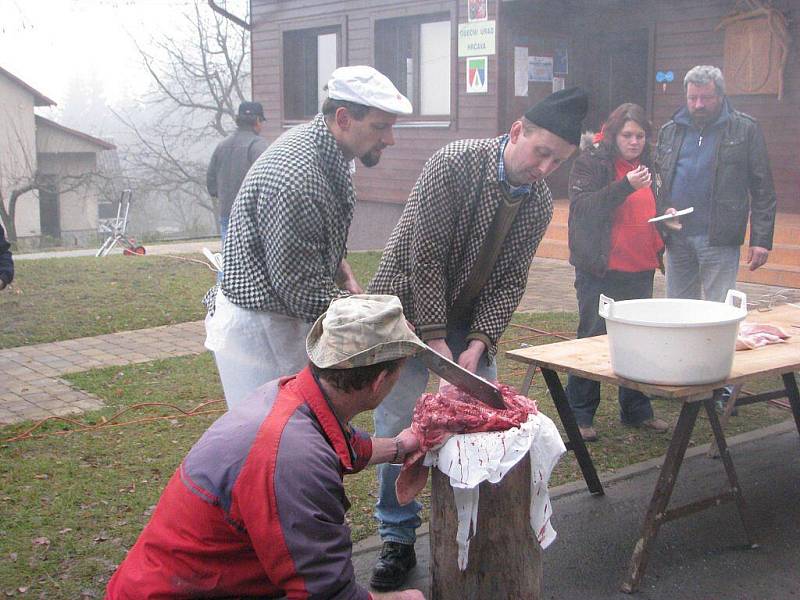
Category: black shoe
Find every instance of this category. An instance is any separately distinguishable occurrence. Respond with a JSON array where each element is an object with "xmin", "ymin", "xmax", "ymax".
[{"xmin": 370, "ymin": 541, "xmax": 416, "ymax": 591}]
